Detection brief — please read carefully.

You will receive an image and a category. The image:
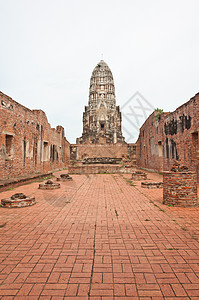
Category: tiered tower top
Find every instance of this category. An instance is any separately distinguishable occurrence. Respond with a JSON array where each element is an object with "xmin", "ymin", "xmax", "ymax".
[
  {"xmin": 77, "ymin": 60, "xmax": 125, "ymax": 144},
  {"xmin": 89, "ymin": 60, "xmax": 116, "ymax": 111}
]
